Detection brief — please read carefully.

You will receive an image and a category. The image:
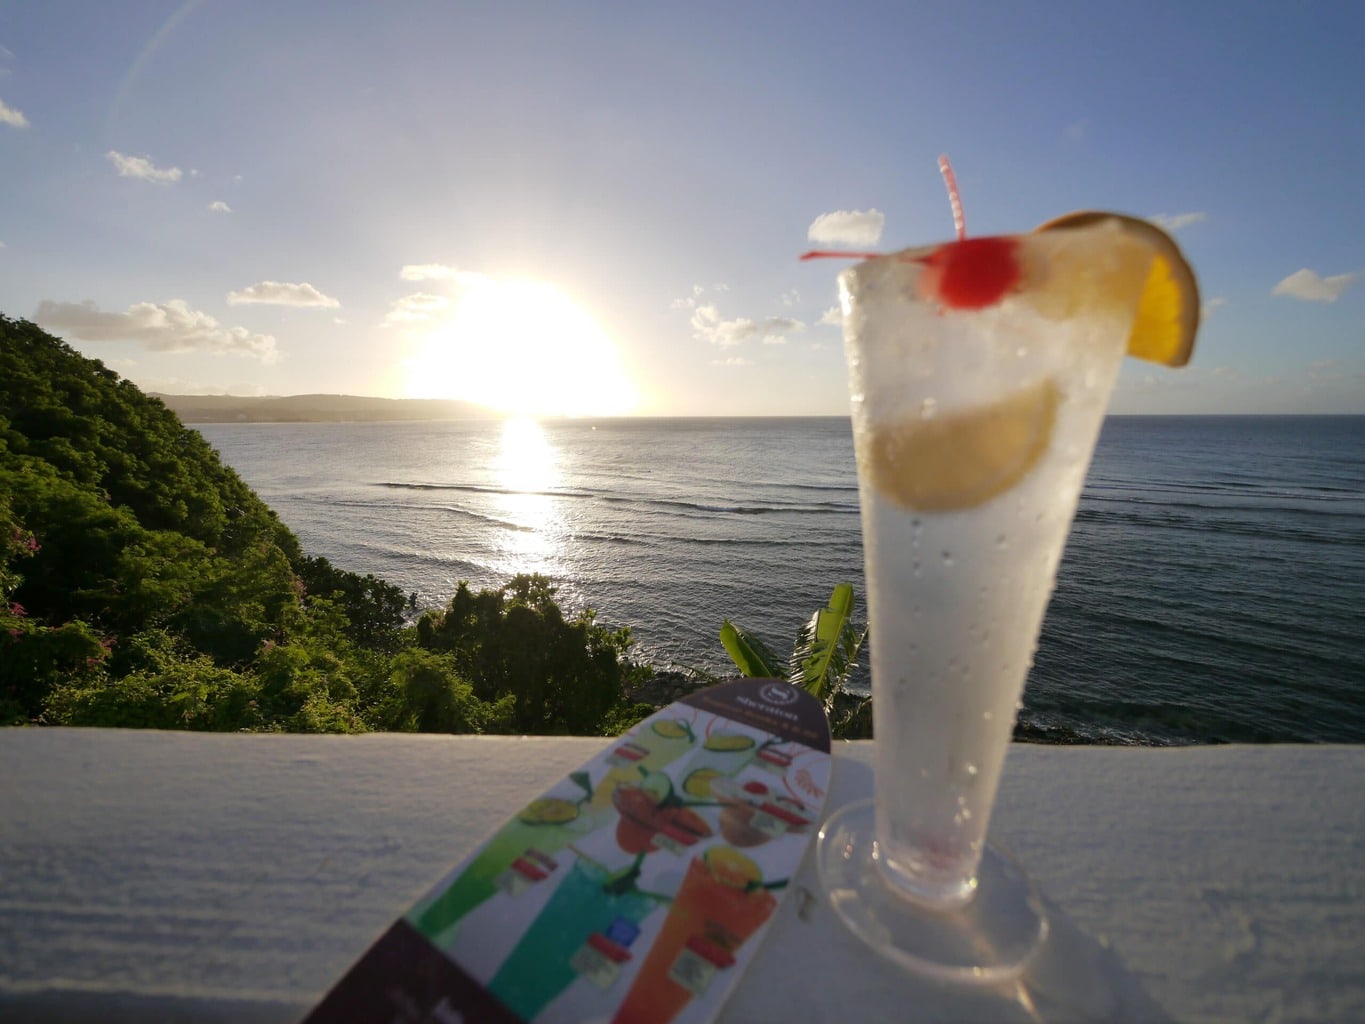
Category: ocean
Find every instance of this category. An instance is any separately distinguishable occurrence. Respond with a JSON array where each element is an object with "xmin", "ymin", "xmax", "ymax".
[{"xmin": 195, "ymin": 416, "xmax": 1365, "ymax": 746}]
